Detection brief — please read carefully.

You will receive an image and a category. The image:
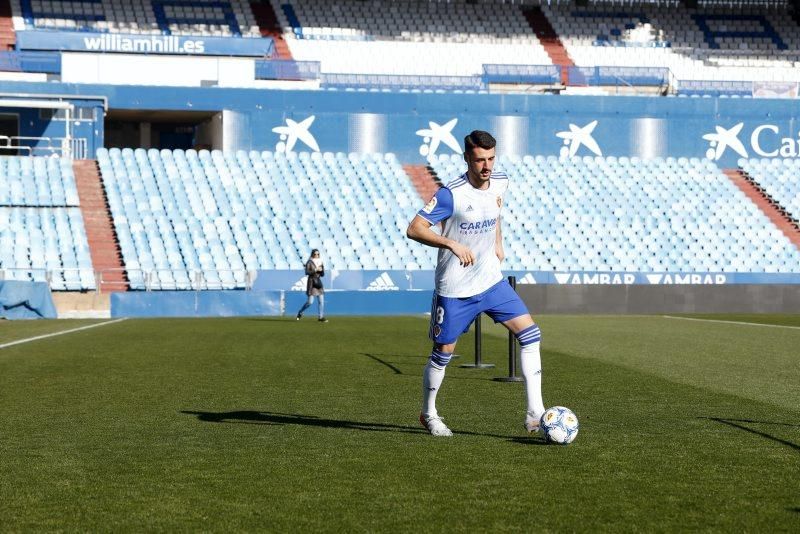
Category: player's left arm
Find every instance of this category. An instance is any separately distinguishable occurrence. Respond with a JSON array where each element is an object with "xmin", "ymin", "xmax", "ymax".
[{"xmin": 495, "ymin": 212, "xmax": 504, "ymax": 263}]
